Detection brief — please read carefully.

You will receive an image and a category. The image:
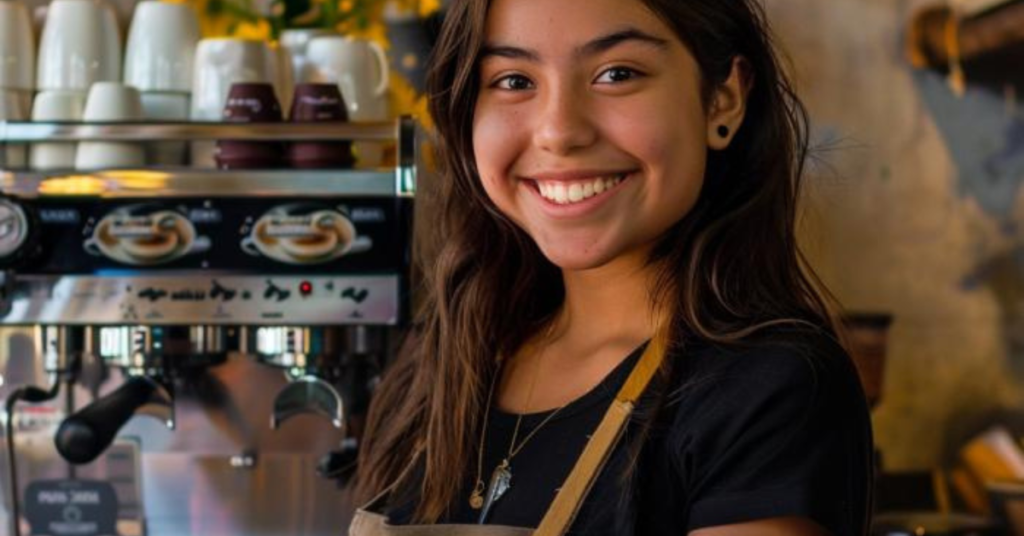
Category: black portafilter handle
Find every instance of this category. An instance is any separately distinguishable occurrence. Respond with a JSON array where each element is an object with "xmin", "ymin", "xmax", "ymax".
[
  {"xmin": 317, "ymin": 437, "xmax": 360, "ymax": 486},
  {"xmin": 54, "ymin": 377, "xmax": 159, "ymax": 465}
]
